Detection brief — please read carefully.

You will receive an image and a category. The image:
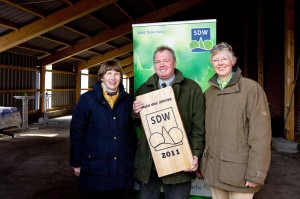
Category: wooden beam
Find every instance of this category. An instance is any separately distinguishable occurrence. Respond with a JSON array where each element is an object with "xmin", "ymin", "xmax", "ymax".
[
  {"xmin": 46, "ymin": 70, "xmax": 75, "ymax": 75},
  {"xmin": 45, "ymin": 88, "xmax": 75, "ymax": 92},
  {"xmin": 78, "ymin": 43, "xmax": 132, "ymax": 70},
  {"xmin": 125, "ymin": 71, "xmax": 133, "ymax": 77},
  {"xmin": 0, "ymin": 0, "xmax": 116, "ymax": 53},
  {"xmin": 284, "ymin": 0, "xmax": 294, "ymax": 140},
  {"xmin": 81, "ymin": 73, "xmax": 97, "ymax": 77},
  {"xmin": 0, "ymin": 89, "xmax": 38, "ymax": 93},
  {"xmin": 0, "ymin": 64, "xmax": 38, "ymax": 71},
  {"xmin": 120, "ymin": 56, "xmax": 133, "ymax": 66},
  {"xmin": 75, "ymin": 69, "xmax": 81, "ymax": 104},
  {"xmin": 123, "ymin": 65, "xmax": 133, "ymax": 74},
  {"xmin": 72, "ymin": 56, "xmax": 89, "ymax": 62},
  {"xmin": 40, "ymin": 0, "xmax": 201, "ymax": 66}
]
